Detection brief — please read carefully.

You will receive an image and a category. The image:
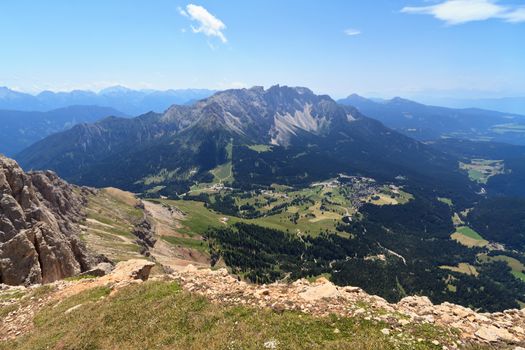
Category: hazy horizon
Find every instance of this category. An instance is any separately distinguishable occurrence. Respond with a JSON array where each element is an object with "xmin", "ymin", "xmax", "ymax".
[{"xmin": 1, "ymin": 0, "xmax": 524, "ymax": 99}]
